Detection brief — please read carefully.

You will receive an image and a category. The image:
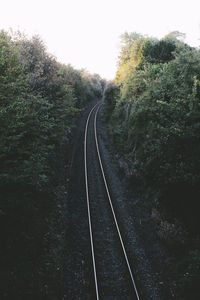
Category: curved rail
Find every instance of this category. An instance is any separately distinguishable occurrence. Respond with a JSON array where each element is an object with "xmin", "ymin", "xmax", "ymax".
[
  {"xmin": 84, "ymin": 103, "xmax": 100, "ymax": 300},
  {"xmin": 94, "ymin": 104, "xmax": 140, "ymax": 300},
  {"xmin": 84, "ymin": 102, "xmax": 140, "ymax": 299}
]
